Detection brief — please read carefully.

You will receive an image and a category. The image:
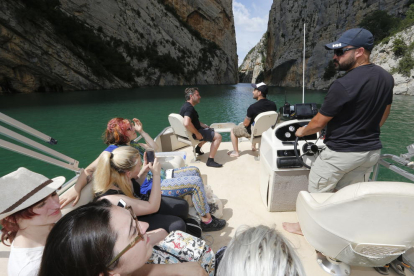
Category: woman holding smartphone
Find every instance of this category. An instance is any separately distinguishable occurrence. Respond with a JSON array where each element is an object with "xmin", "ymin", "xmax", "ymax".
[
  {"xmin": 60, "ymin": 117, "xmax": 225, "ymax": 232},
  {"xmin": 93, "ymin": 146, "xmax": 187, "ymax": 233}
]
